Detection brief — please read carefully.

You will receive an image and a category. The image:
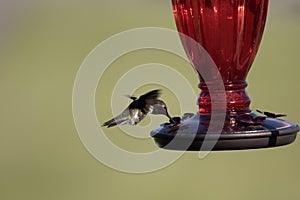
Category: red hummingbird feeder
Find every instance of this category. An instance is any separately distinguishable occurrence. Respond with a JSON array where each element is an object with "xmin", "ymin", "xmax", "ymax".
[{"xmin": 151, "ymin": 0, "xmax": 300, "ymax": 150}]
